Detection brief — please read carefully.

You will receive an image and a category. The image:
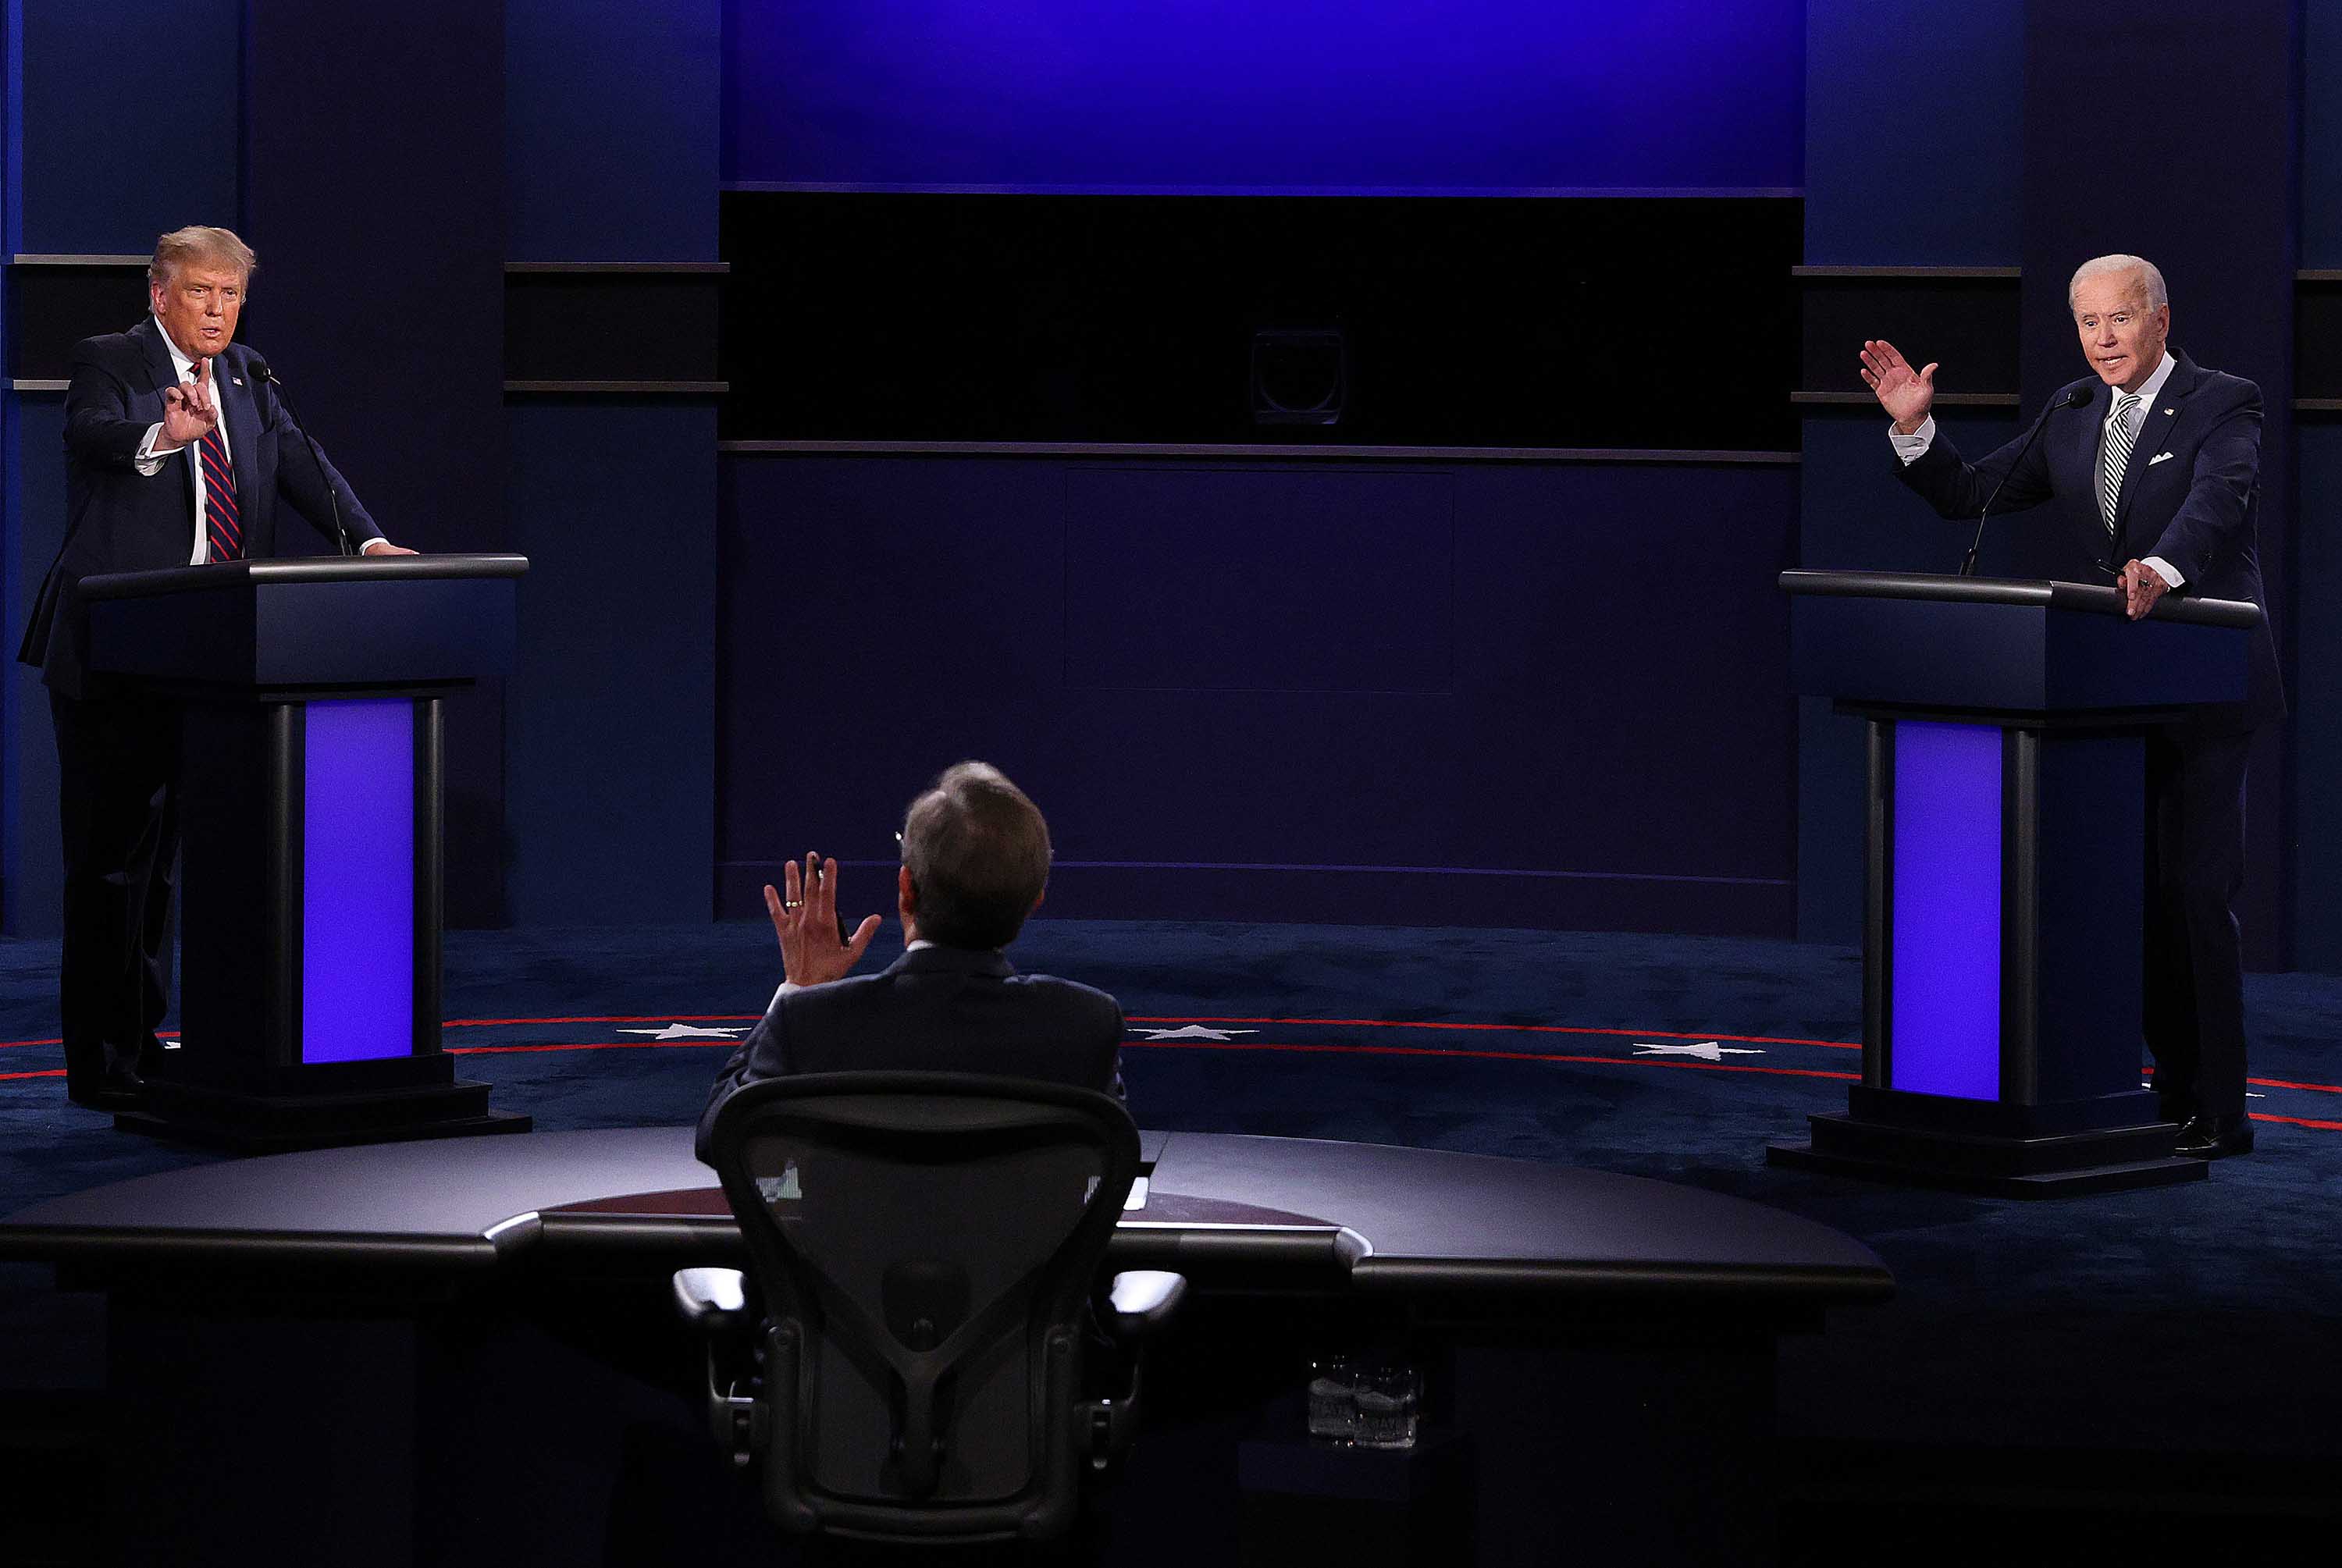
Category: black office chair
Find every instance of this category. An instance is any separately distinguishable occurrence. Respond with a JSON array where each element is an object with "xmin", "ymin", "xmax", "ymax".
[{"xmin": 676, "ymin": 1072, "xmax": 1185, "ymax": 1548}]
